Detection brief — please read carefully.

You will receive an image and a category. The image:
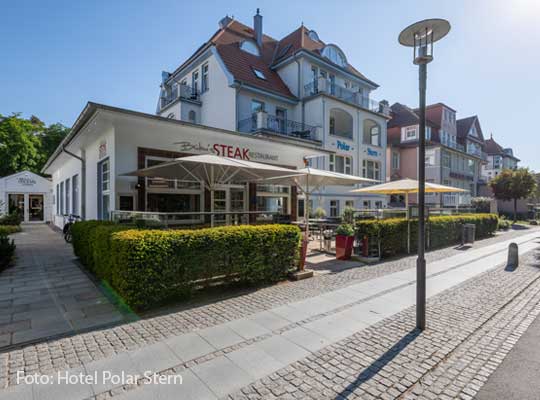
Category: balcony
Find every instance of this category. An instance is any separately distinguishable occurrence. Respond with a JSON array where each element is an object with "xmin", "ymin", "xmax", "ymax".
[
  {"xmin": 238, "ymin": 112, "xmax": 320, "ymax": 142},
  {"xmin": 303, "ymin": 78, "xmax": 390, "ymax": 116},
  {"xmin": 159, "ymin": 84, "xmax": 200, "ymax": 111}
]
